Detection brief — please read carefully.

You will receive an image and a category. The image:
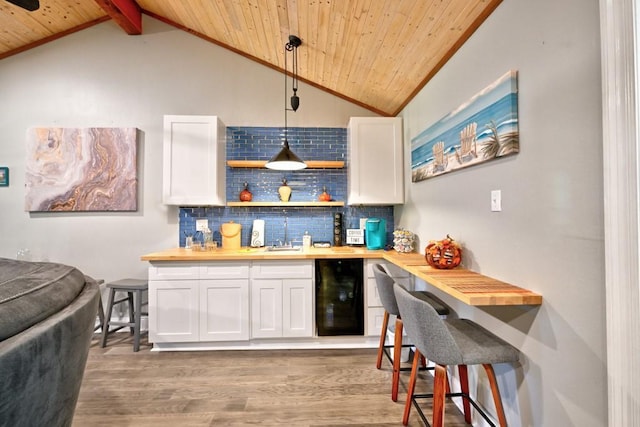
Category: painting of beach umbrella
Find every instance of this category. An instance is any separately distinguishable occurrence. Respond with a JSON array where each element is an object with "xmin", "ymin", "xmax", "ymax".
[{"xmin": 411, "ymin": 70, "xmax": 519, "ymax": 182}]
